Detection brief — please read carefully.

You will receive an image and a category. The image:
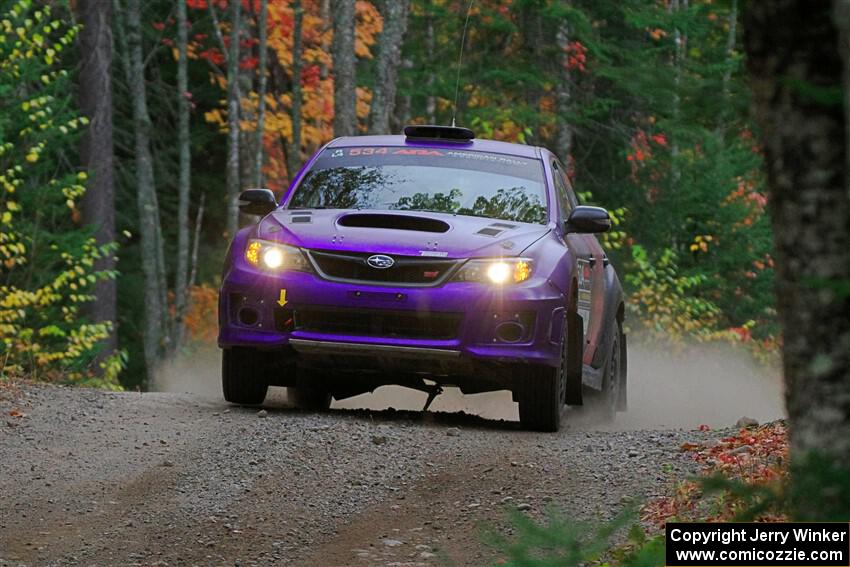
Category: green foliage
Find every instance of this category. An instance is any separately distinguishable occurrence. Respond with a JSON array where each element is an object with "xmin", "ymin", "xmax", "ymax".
[
  {"xmin": 485, "ymin": 507, "xmax": 635, "ymax": 566},
  {"xmin": 0, "ymin": 0, "xmax": 122, "ymax": 387},
  {"xmin": 625, "ymin": 245, "xmax": 721, "ymax": 341},
  {"xmin": 486, "ymin": 506, "xmax": 671, "ymax": 567},
  {"xmin": 489, "ymin": 448, "xmax": 850, "ymax": 566},
  {"xmin": 397, "ymin": 0, "xmax": 777, "ymax": 357}
]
